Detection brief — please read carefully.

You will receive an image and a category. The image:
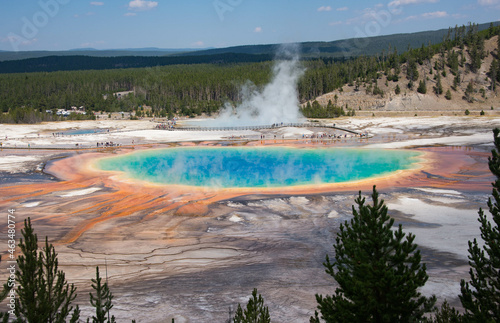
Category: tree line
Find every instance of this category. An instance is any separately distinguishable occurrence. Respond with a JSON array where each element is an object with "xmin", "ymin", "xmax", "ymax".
[
  {"xmin": 1, "ymin": 128, "xmax": 500, "ymax": 322},
  {"xmin": 0, "ymin": 62, "xmax": 272, "ymax": 123},
  {"xmin": 0, "ymin": 53, "xmax": 273, "ymax": 74}
]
